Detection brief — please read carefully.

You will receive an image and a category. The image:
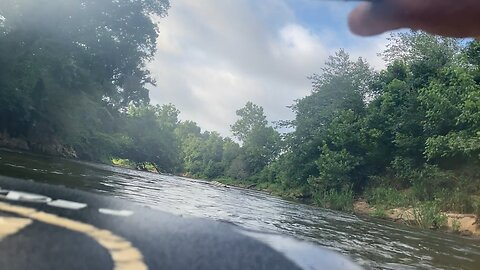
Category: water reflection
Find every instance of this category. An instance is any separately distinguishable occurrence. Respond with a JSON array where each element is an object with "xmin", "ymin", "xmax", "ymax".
[{"xmin": 1, "ymin": 149, "xmax": 479, "ymax": 270}]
